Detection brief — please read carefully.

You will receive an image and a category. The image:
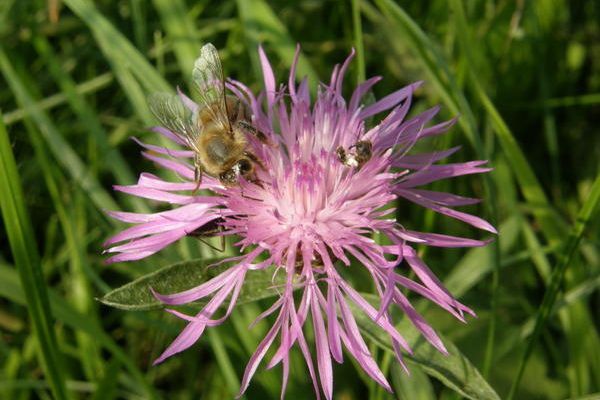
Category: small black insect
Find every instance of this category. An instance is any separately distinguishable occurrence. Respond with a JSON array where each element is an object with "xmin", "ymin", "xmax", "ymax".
[
  {"xmin": 187, "ymin": 217, "xmax": 226, "ymax": 252},
  {"xmin": 336, "ymin": 140, "xmax": 373, "ymax": 169}
]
